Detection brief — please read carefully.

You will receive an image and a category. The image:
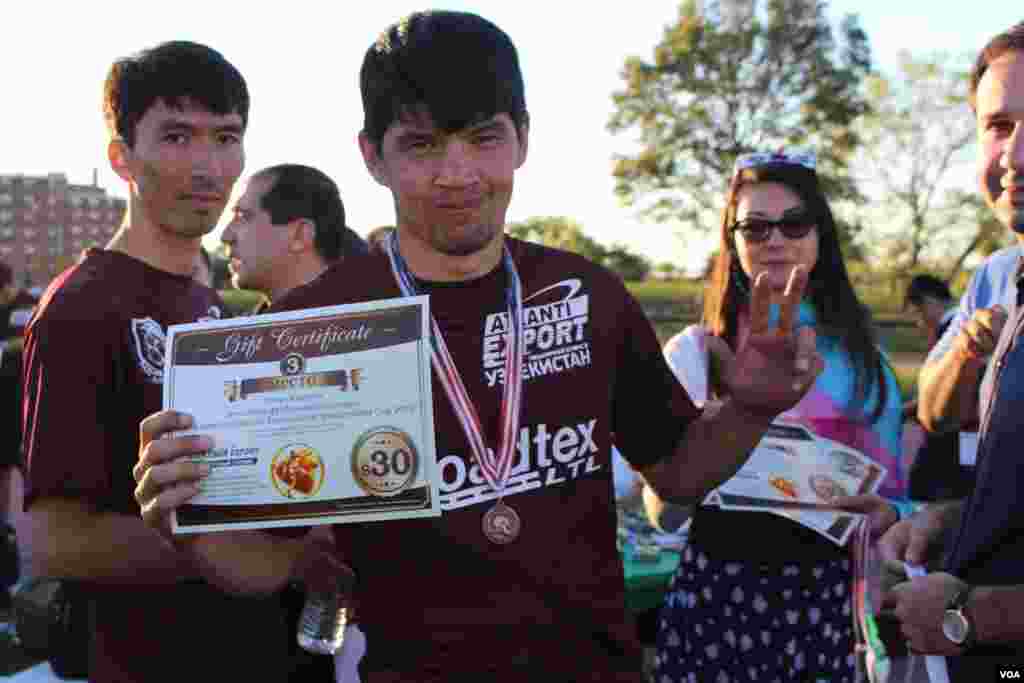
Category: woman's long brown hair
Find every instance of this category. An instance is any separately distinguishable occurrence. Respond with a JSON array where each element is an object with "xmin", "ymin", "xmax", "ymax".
[{"xmin": 702, "ymin": 163, "xmax": 889, "ymax": 423}]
